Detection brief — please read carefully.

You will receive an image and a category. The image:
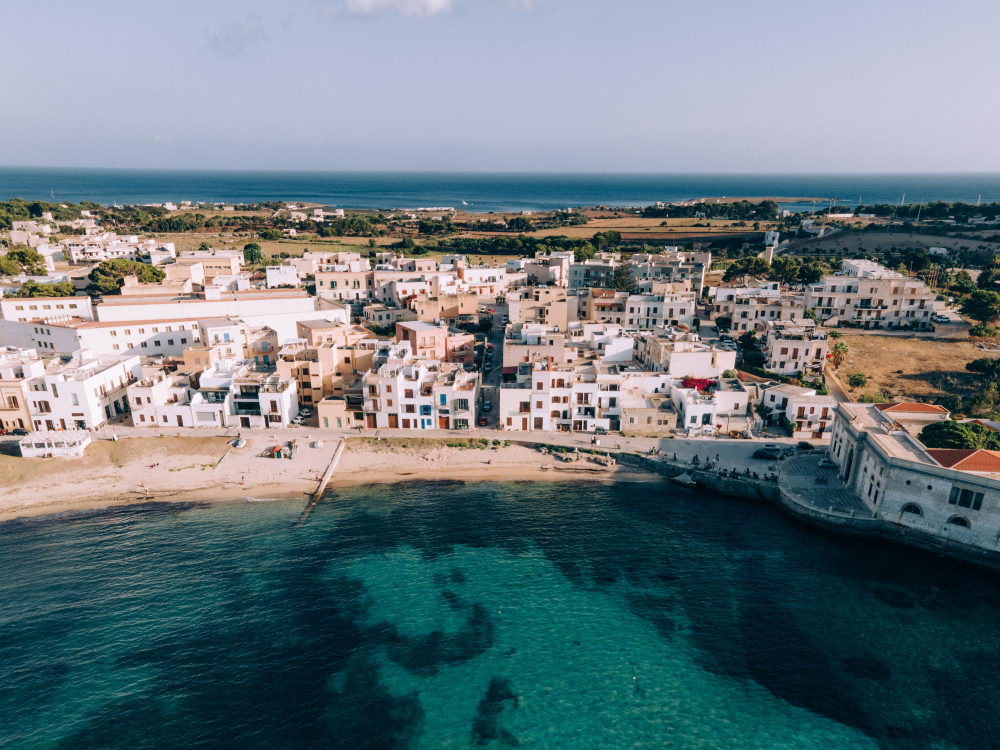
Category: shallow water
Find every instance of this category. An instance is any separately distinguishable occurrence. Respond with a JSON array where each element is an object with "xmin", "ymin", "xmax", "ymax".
[{"xmin": 1, "ymin": 482, "xmax": 998, "ymax": 749}]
